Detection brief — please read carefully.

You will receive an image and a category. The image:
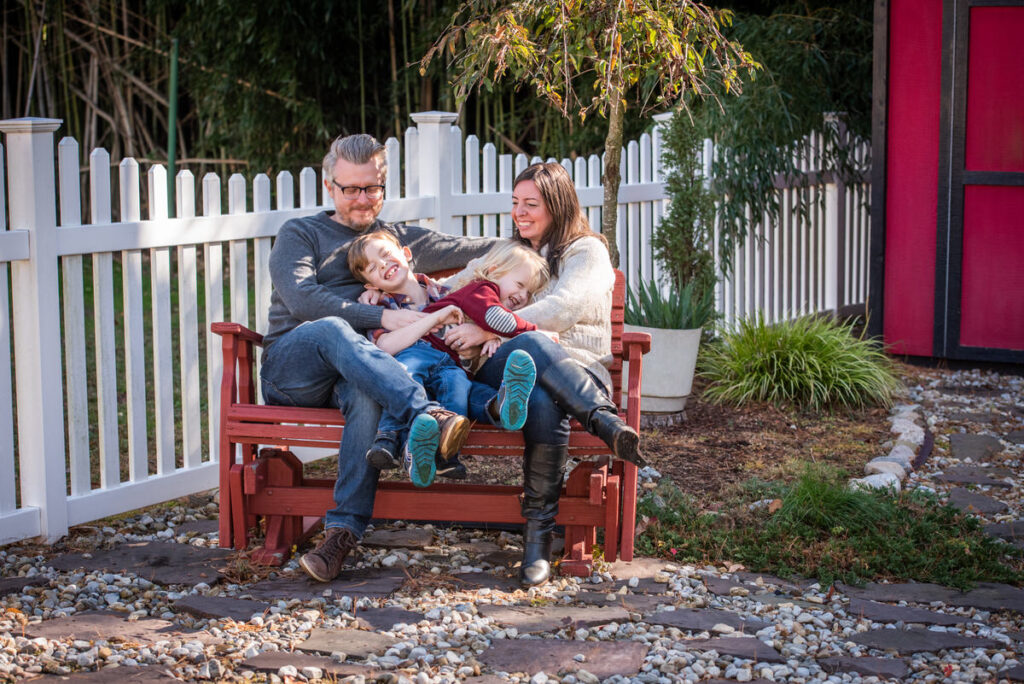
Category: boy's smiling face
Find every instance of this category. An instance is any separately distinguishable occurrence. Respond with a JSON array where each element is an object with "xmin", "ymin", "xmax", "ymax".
[{"xmin": 358, "ymin": 237, "xmax": 415, "ymax": 293}]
